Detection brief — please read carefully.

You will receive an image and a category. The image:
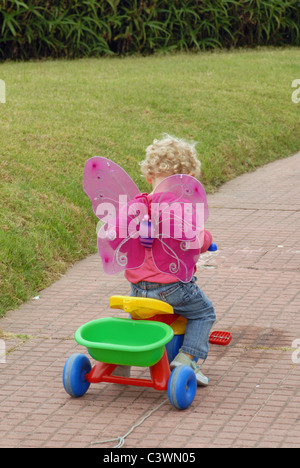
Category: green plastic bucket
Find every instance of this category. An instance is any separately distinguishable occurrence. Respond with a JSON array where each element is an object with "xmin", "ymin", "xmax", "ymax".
[{"xmin": 74, "ymin": 317, "xmax": 174, "ymax": 367}]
